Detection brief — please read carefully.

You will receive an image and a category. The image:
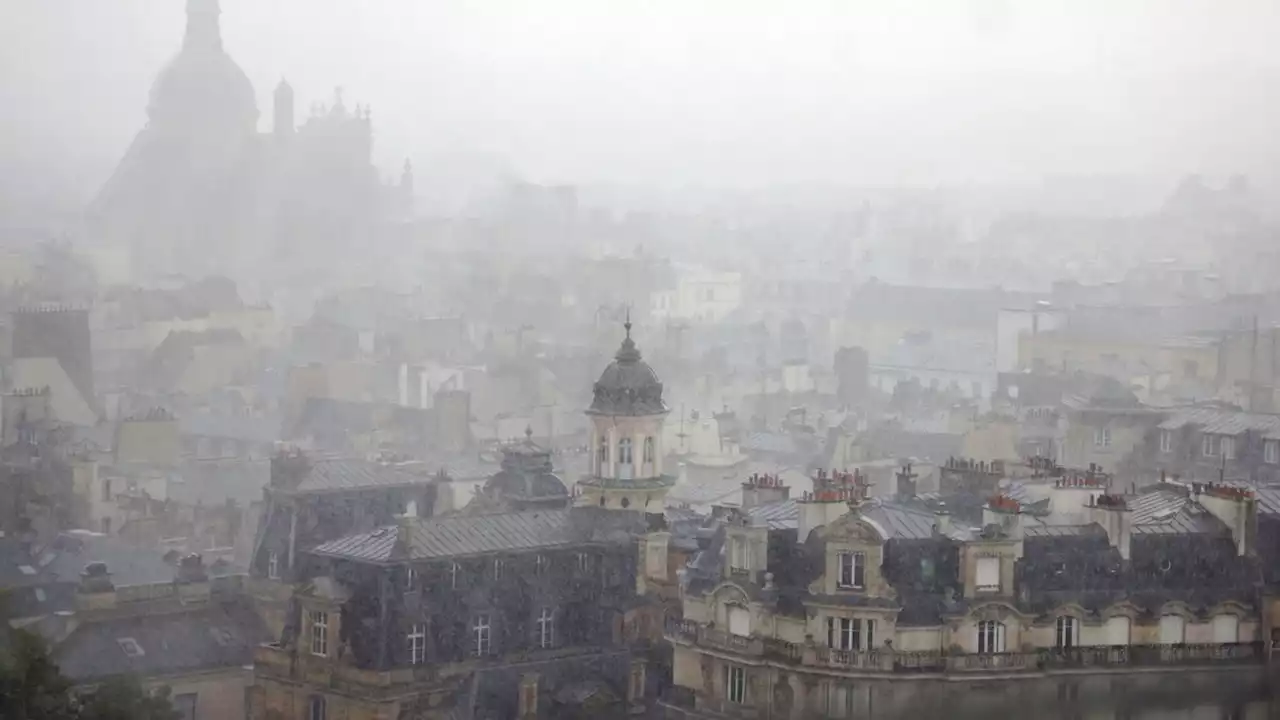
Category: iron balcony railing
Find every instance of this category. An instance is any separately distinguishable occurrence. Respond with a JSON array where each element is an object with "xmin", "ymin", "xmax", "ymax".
[{"xmin": 664, "ymin": 619, "xmax": 1263, "ymax": 674}]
